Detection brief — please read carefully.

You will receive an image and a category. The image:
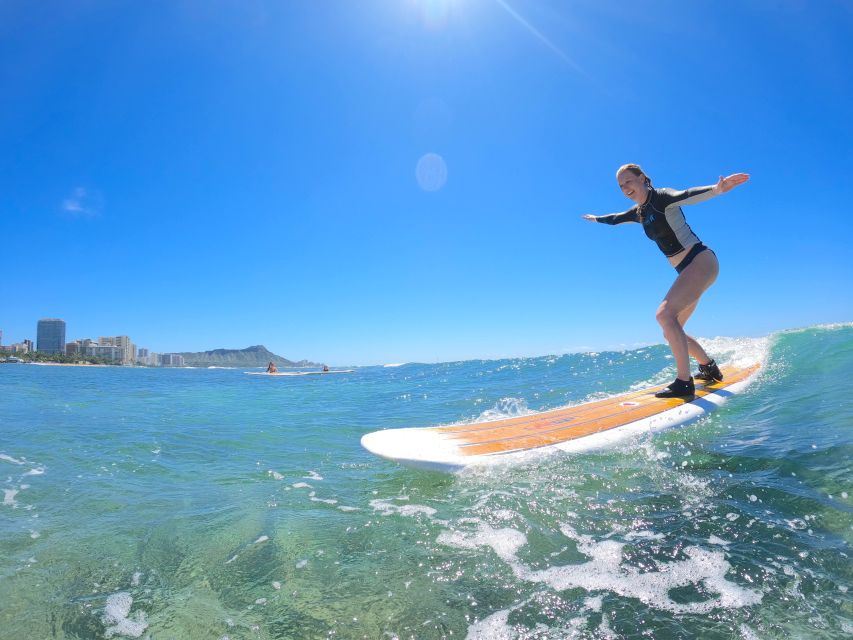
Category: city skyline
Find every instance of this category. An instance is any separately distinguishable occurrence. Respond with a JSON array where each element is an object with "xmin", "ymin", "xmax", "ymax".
[
  {"xmin": 1, "ymin": 317, "xmax": 184, "ymax": 365},
  {"xmin": 2, "ymin": 315, "xmax": 321, "ymax": 365}
]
